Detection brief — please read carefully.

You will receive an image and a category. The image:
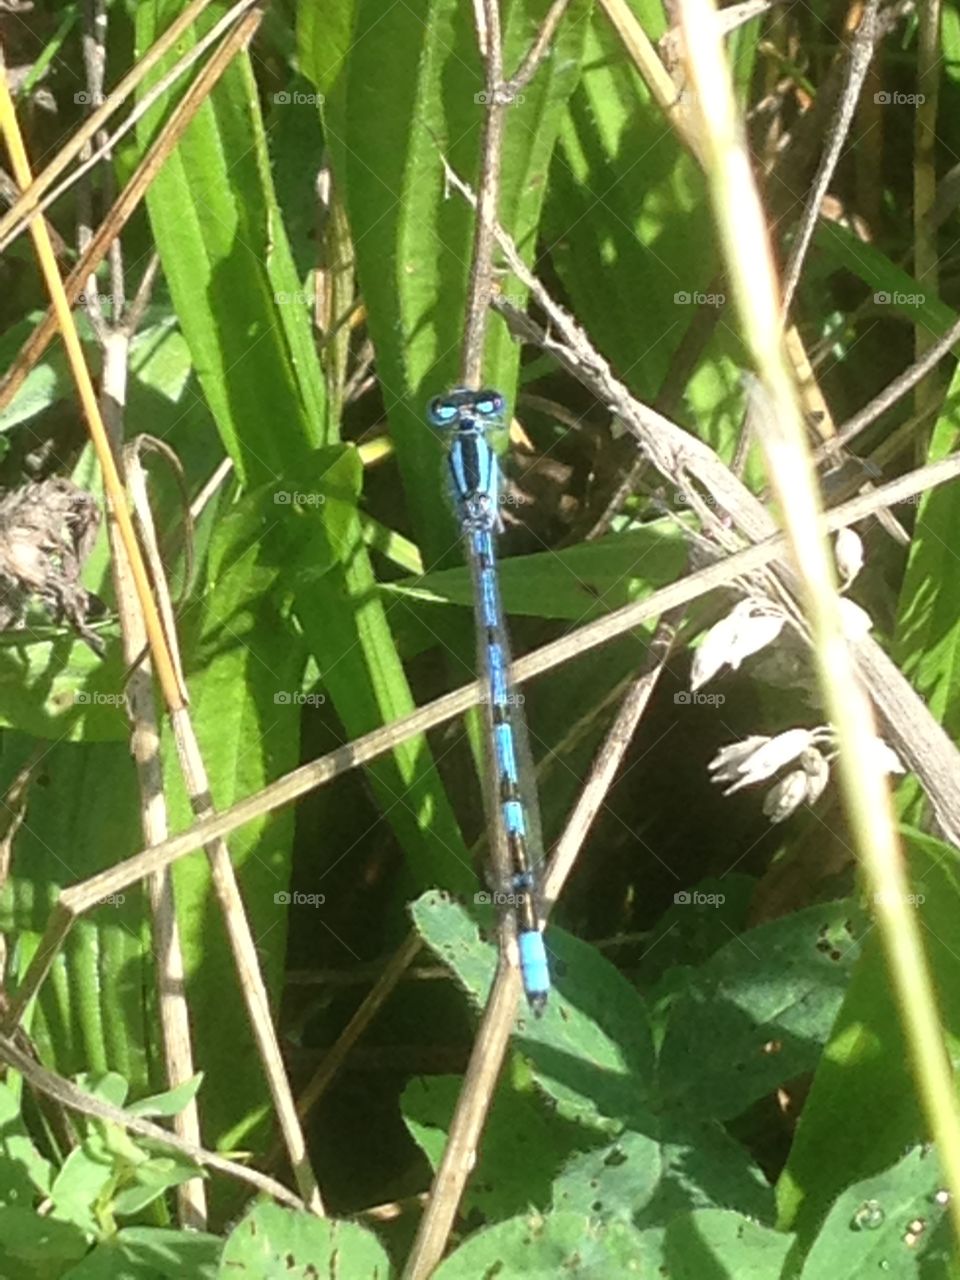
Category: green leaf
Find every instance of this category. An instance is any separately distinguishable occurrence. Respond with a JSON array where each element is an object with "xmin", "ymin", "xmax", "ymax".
[
  {"xmin": 134, "ymin": 3, "xmax": 328, "ymax": 487},
  {"xmin": 411, "ymin": 892, "xmax": 657, "ymax": 1128},
  {"xmin": 403, "ymin": 1074, "xmax": 569, "ymax": 1219},
  {"xmin": 125, "ymin": 1073, "xmax": 203, "ymax": 1119},
  {"xmin": 798, "ymin": 1147, "xmax": 950, "ymax": 1279},
  {"xmin": 656, "ymin": 900, "xmax": 865, "ymax": 1120},
  {"xmin": 49, "ymin": 1144, "xmax": 114, "ymax": 1235},
  {"xmin": 0, "ymin": 1206, "xmax": 89, "ymax": 1278},
  {"xmin": 544, "ymin": 15, "xmax": 713, "ymax": 404},
  {"xmin": 217, "ymin": 1202, "xmax": 390, "ymax": 1277},
  {"xmin": 160, "ymin": 478, "xmax": 308, "ymax": 1153},
  {"xmin": 387, "ymin": 521, "xmax": 688, "ymax": 622},
  {"xmin": 316, "ymin": 0, "xmax": 589, "ymax": 560},
  {"xmin": 112, "ymin": 1158, "xmax": 200, "ymax": 1217},
  {"xmin": 661, "ymin": 1208, "xmax": 793, "ymax": 1279},
  {"xmin": 814, "ymin": 222, "xmax": 957, "ymax": 335},
  {"xmin": 892, "ymin": 361, "xmax": 960, "ymax": 820},
  {"xmin": 62, "ymin": 1225, "xmax": 222, "ymax": 1279},
  {"xmin": 553, "ymin": 1126, "xmax": 773, "ymax": 1229},
  {"xmin": 433, "ymin": 1211, "xmax": 653, "ymax": 1277},
  {"xmin": 776, "ymin": 831, "xmax": 960, "ymax": 1242},
  {"xmin": 1, "ymin": 740, "xmax": 151, "ymax": 1094},
  {"xmin": 286, "ymin": 449, "xmax": 474, "ymax": 895}
]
